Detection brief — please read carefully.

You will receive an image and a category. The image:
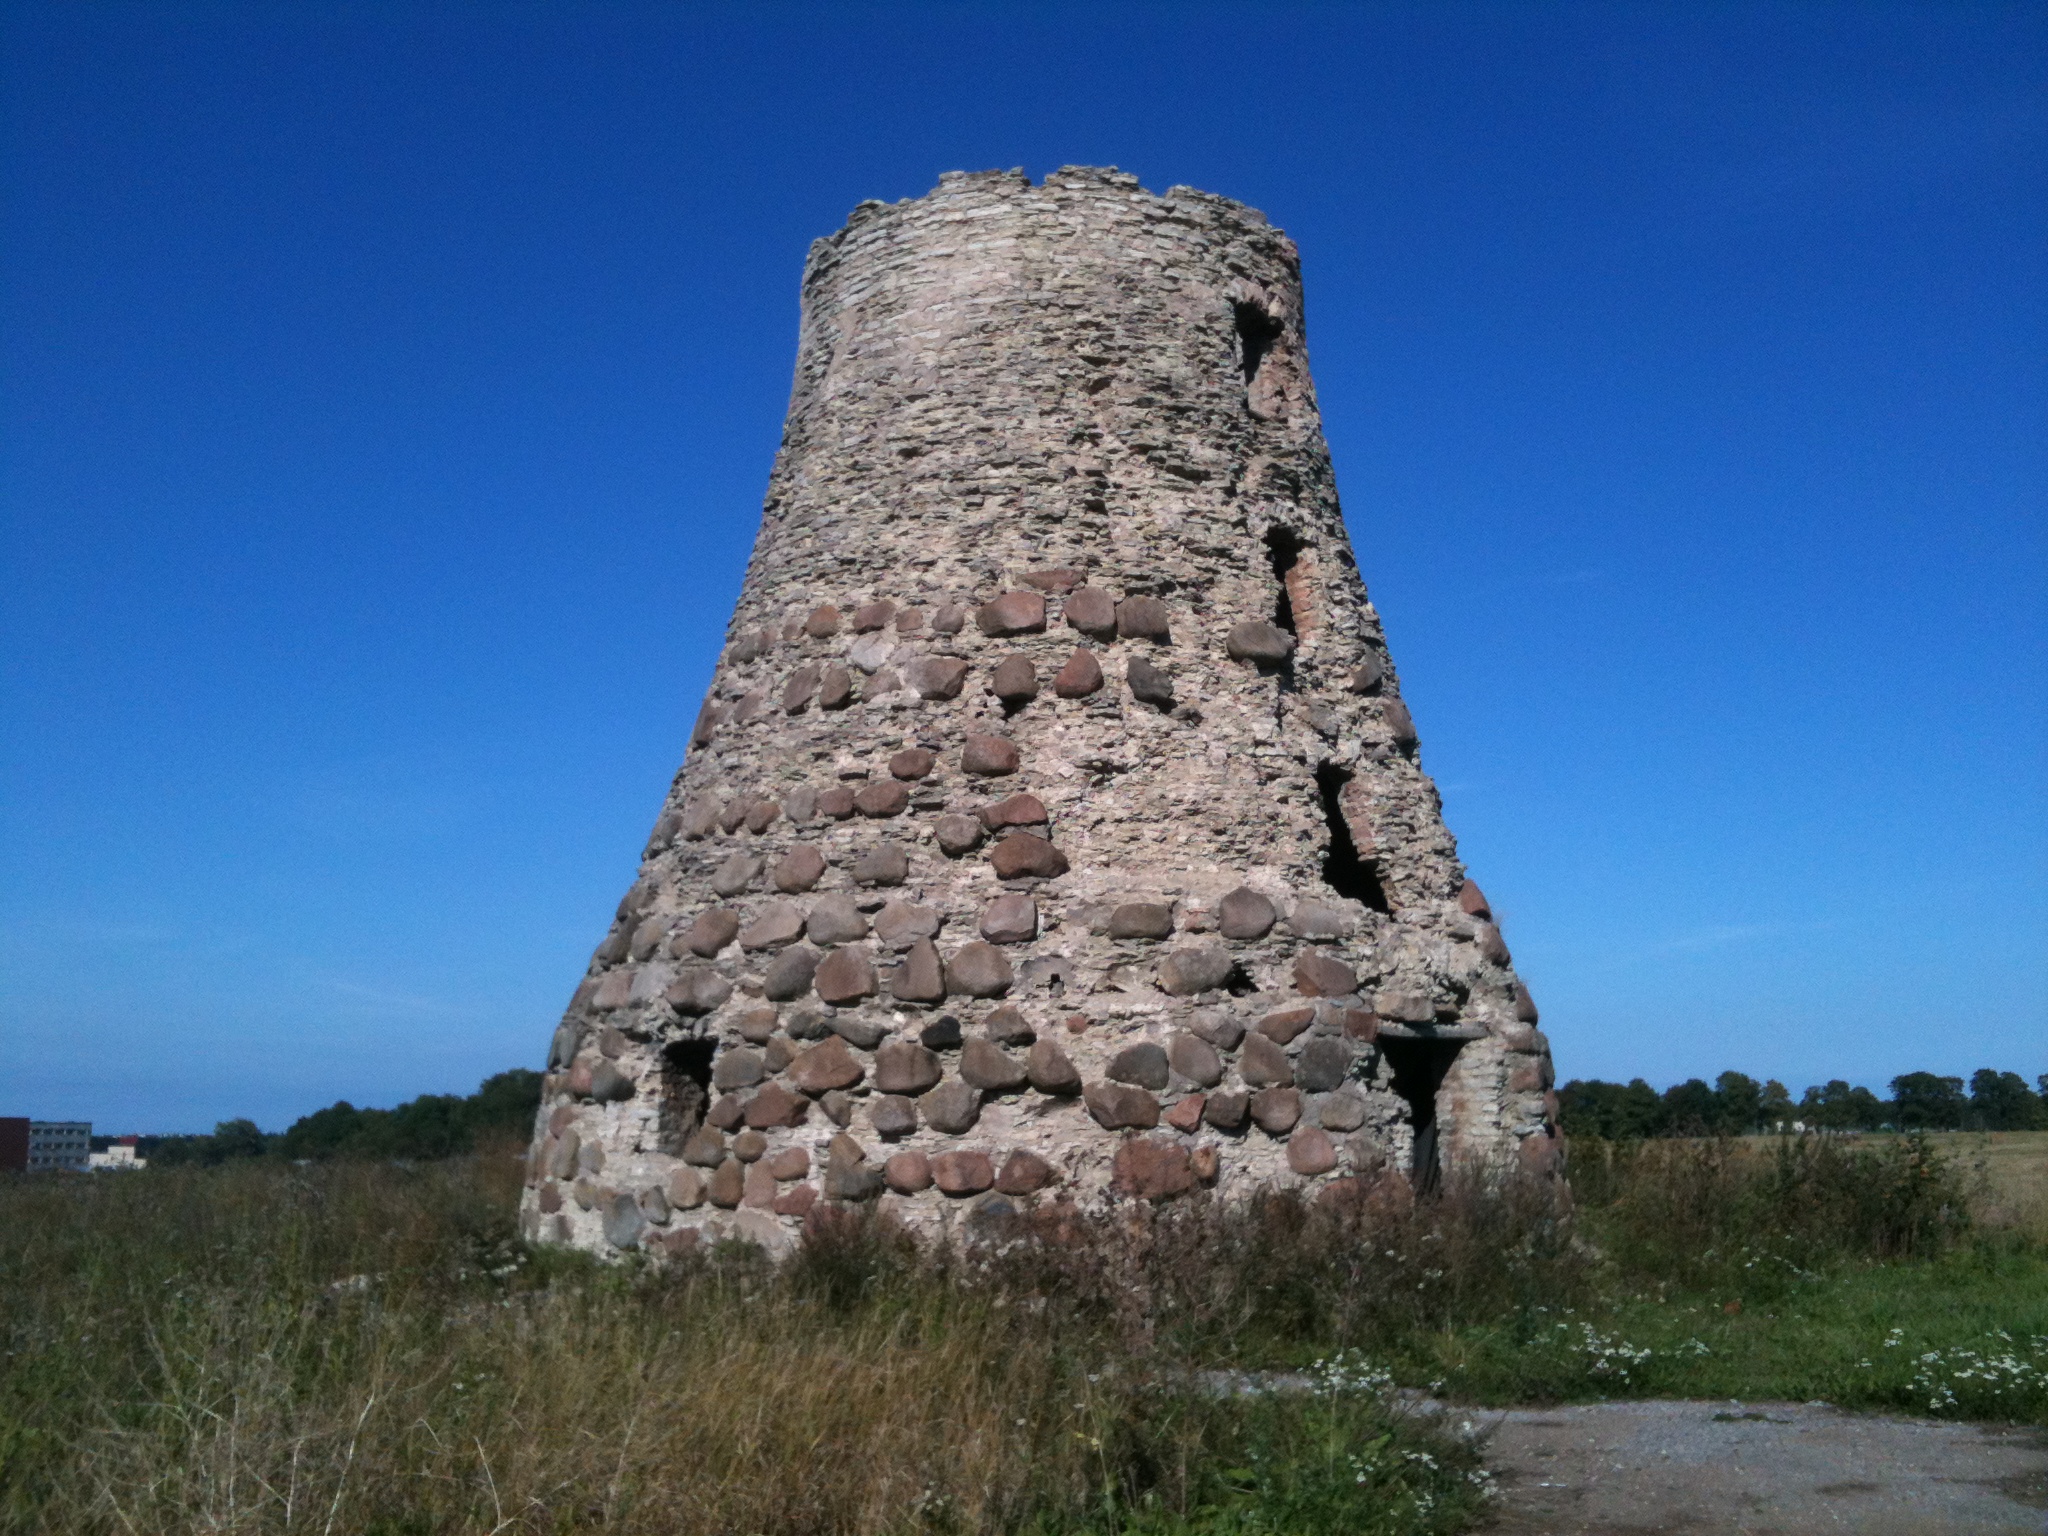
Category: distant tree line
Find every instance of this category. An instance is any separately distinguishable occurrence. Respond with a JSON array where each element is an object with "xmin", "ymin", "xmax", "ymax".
[
  {"xmin": 143, "ymin": 1070, "xmax": 542, "ymax": 1166},
  {"xmin": 1558, "ymin": 1067, "xmax": 2047, "ymax": 1140}
]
